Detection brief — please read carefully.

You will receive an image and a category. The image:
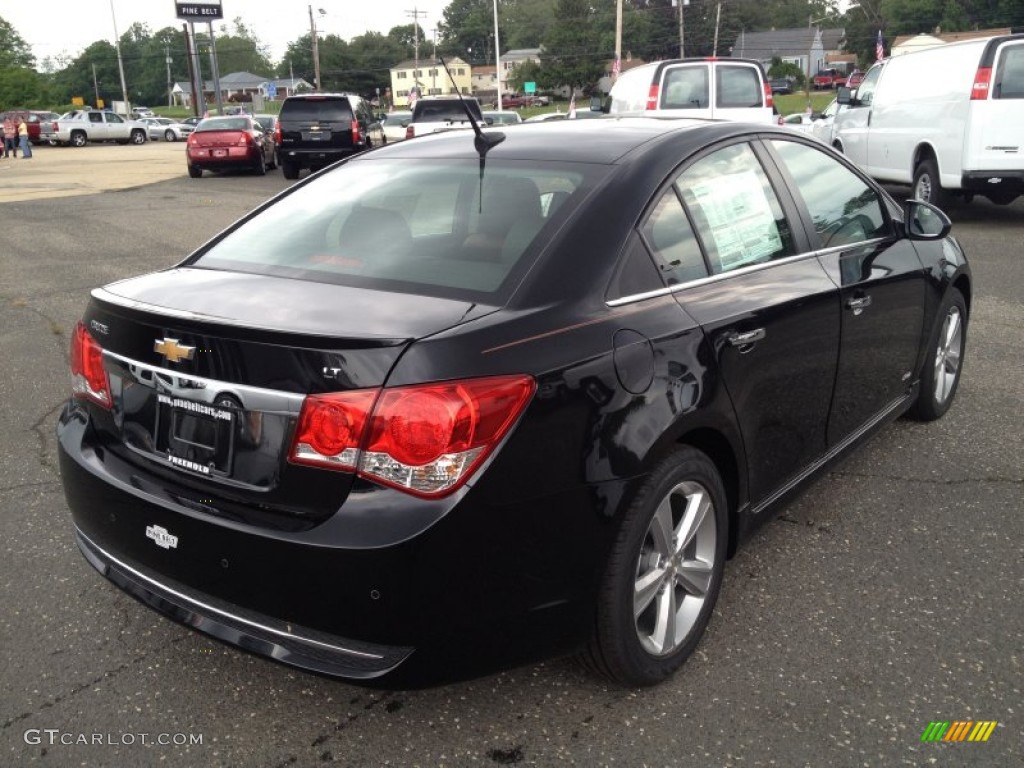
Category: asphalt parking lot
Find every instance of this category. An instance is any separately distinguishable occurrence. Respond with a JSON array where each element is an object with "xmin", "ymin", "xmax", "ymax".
[{"xmin": 1, "ymin": 142, "xmax": 1021, "ymax": 767}]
